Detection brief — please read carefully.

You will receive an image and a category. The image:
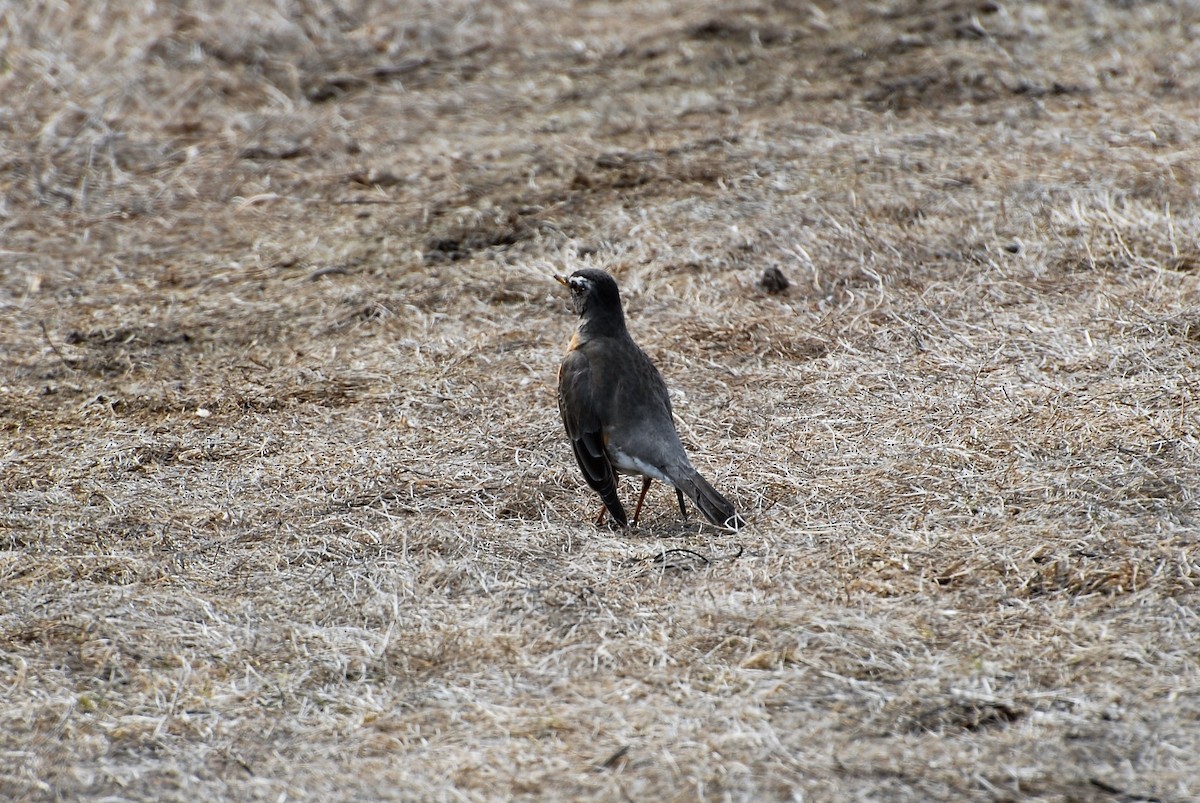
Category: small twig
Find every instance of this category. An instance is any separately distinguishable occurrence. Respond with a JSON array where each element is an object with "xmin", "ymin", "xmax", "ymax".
[
  {"xmin": 653, "ymin": 547, "xmax": 710, "ymax": 566},
  {"xmin": 309, "ymin": 266, "xmax": 350, "ymax": 281},
  {"xmin": 597, "ymin": 744, "xmax": 630, "ymax": 770},
  {"xmin": 40, "ymin": 321, "xmax": 78, "ymax": 372},
  {"xmin": 723, "ymin": 544, "xmax": 745, "ymax": 561},
  {"xmin": 1088, "ymin": 777, "xmax": 1161, "ymax": 803}
]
